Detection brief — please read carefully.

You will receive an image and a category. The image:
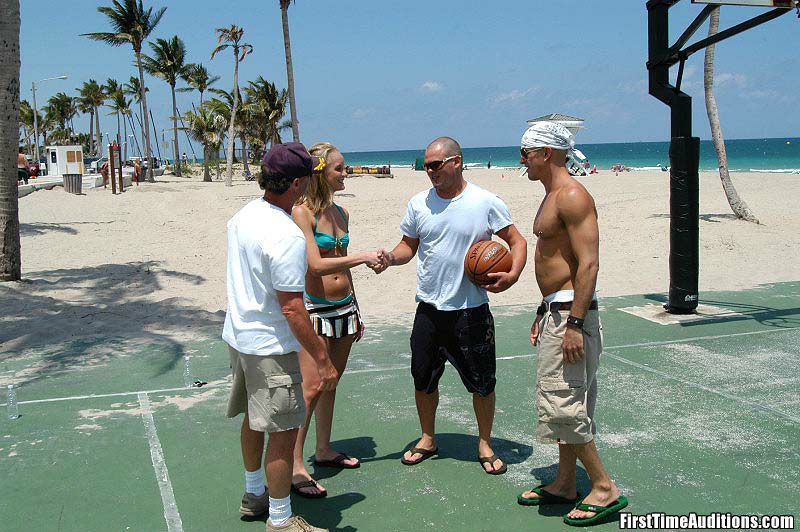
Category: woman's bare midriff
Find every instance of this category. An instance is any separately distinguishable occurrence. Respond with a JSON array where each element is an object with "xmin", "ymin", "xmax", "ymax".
[{"xmin": 305, "ymin": 247, "xmax": 352, "ymax": 301}]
